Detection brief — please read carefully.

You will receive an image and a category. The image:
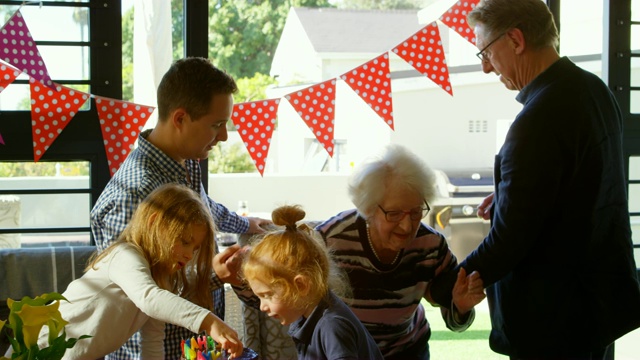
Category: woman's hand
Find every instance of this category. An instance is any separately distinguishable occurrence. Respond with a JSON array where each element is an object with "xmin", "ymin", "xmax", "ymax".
[
  {"xmin": 213, "ymin": 244, "xmax": 248, "ymax": 287},
  {"xmin": 201, "ymin": 313, "xmax": 243, "ymax": 359},
  {"xmin": 452, "ymin": 267, "xmax": 486, "ymax": 314}
]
